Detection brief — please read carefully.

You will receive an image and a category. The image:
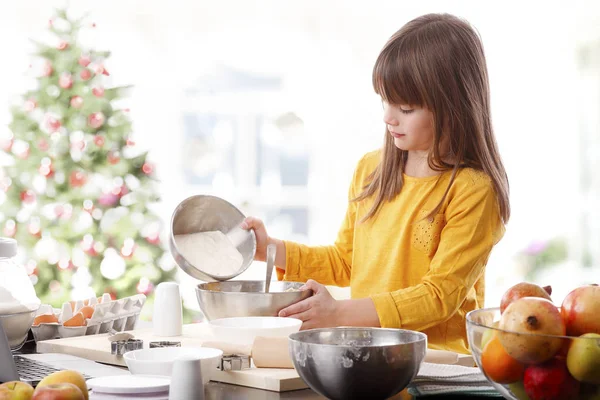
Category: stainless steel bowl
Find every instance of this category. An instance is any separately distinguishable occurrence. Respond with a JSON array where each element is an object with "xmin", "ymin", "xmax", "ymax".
[
  {"xmin": 196, "ymin": 281, "xmax": 313, "ymax": 320},
  {"xmin": 289, "ymin": 327, "xmax": 427, "ymax": 400},
  {"xmin": 170, "ymin": 195, "xmax": 256, "ymax": 281}
]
